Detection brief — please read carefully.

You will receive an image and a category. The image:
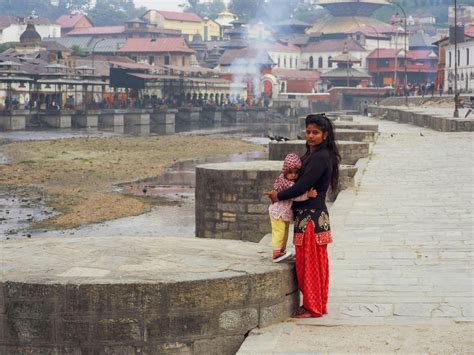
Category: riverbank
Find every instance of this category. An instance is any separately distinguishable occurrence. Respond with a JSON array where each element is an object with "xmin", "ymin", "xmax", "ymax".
[{"xmin": 0, "ymin": 135, "xmax": 264, "ymax": 231}]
